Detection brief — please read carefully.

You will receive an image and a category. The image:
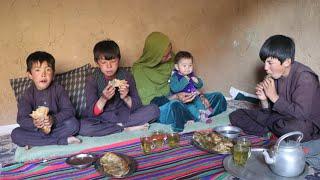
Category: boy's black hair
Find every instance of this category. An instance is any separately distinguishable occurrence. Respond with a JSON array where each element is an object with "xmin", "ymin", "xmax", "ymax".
[
  {"xmin": 174, "ymin": 51, "xmax": 193, "ymax": 64},
  {"xmin": 93, "ymin": 40, "xmax": 121, "ymax": 62},
  {"xmin": 26, "ymin": 51, "xmax": 55, "ymax": 73},
  {"xmin": 259, "ymin": 35, "xmax": 295, "ymax": 64}
]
